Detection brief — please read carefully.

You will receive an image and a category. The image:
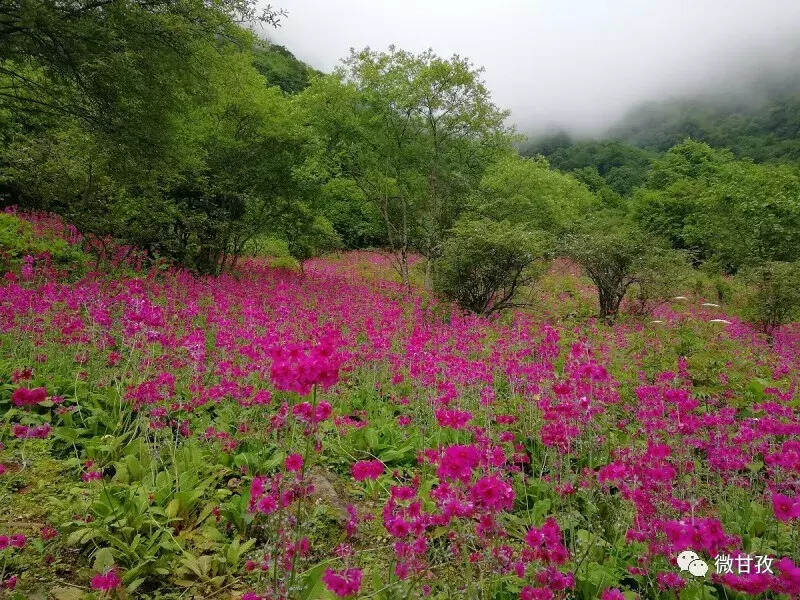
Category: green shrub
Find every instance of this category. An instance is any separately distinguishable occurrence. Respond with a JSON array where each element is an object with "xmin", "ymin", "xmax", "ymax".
[
  {"xmin": 627, "ymin": 247, "xmax": 691, "ymax": 315},
  {"xmin": 244, "ymin": 235, "xmax": 300, "ymax": 270},
  {"xmin": 0, "ymin": 212, "xmax": 88, "ymax": 273},
  {"xmin": 433, "ymin": 218, "xmax": 551, "ymax": 315},
  {"xmin": 562, "ymin": 222, "xmax": 686, "ymax": 321},
  {"xmin": 741, "ymin": 261, "xmax": 800, "ymax": 335}
]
